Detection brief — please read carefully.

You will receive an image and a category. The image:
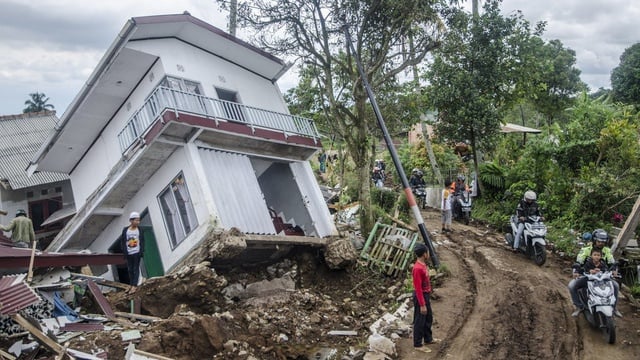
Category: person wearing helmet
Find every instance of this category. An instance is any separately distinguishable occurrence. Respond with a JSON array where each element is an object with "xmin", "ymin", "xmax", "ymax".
[
  {"xmin": 411, "ymin": 243, "xmax": 438, "ymax": 352},
  {"xmin": 449, "ymin": 174, "xmax": 469, "ymax": 196},
  {"xmin": 512, "ymin": 190, "xmax": 544, "ymax": 252},
  {"xmin": 409, "ymin": 169, "xmax": 426, "ymax": 189},
  {"xmin": 569, "ymin": 228, "xmax": 621, "ymax": 317}
]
